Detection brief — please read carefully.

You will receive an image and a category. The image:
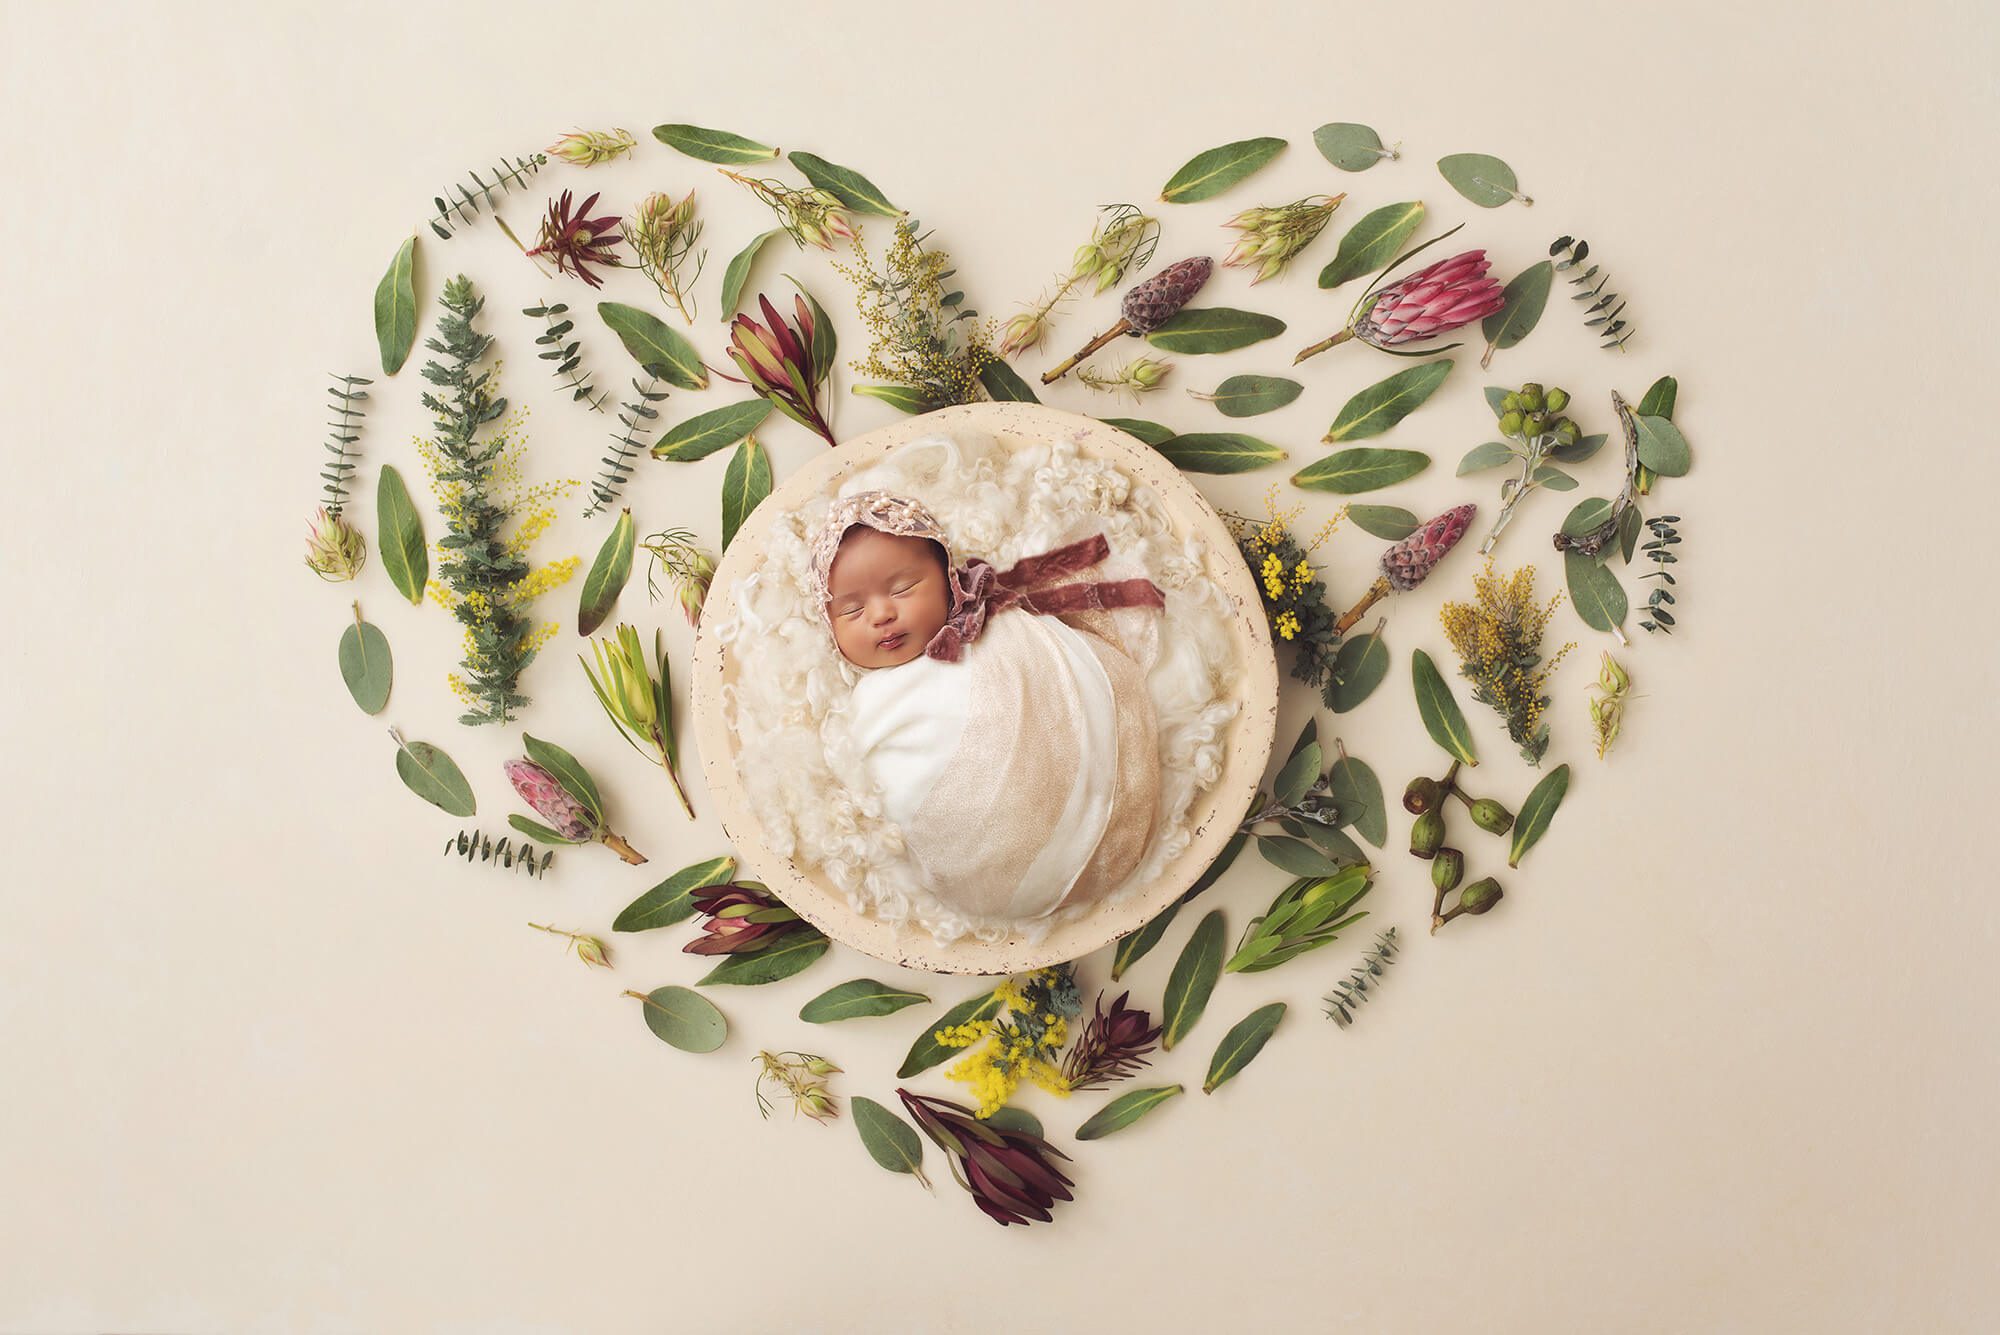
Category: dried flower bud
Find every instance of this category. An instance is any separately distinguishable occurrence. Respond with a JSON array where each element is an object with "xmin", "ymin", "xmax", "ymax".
[
  {"xmin": 804, "ymin": 1056, "xmax": 841, "ymax": 1077},
  {"xmin": 573, "ymin": 934, "xmax": 611, "ymax": 968},
  {"xmin": 998, "ymin": 310, "xmax": 1046, "ymax": 359},
  {"xmin": 547, "ymin": 127, "xmax": 637, "ymax": 166},
  {"xmin": 305, "ymin": 506, "xmax": 368, "ymax": 581}
]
